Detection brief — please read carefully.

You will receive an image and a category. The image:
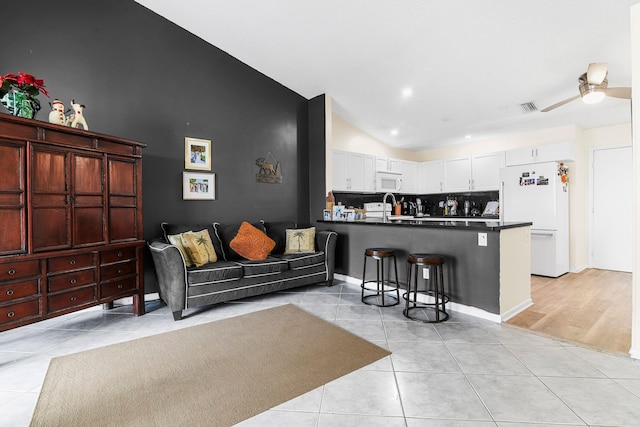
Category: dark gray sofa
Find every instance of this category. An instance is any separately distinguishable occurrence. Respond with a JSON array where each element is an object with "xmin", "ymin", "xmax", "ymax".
[{"xmin": 148, "ymin": 221, "xmax": 337, "ymax": 320}]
